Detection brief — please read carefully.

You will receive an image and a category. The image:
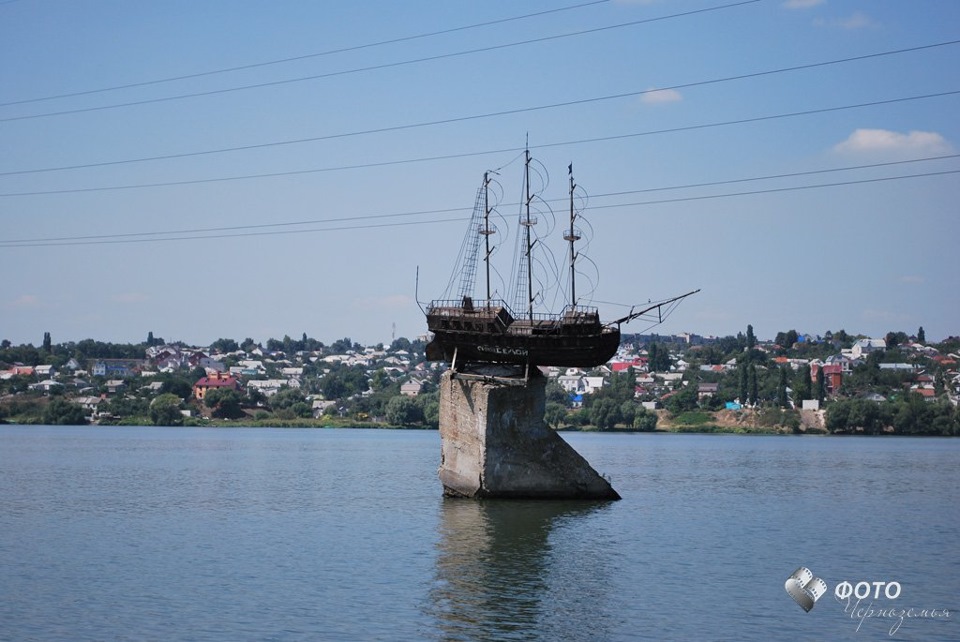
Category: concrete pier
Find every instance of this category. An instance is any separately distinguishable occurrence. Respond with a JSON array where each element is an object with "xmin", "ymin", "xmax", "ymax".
[{"xmin": 438, "ymin": 368, "xmax": 620, "ymax": 500}]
